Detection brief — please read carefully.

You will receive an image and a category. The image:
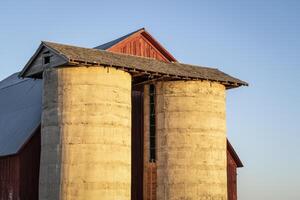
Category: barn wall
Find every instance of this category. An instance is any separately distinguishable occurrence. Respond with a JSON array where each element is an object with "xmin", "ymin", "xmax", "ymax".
[
  {"xmin": 19, "ymin": 127, "xmax": 41, "ymax": 200},
  {"xmin": 131, "ymin": 88, "xmax": 144, "ymax": 200},
  {"xmin": 0, "ymin": 155, "xmax": 20, "ymax": 200},
  {"xmin": 0, "ymin": 127, "xmax": 41, "ymax": 200},
  {"xmin": 227, "ymin": 150, "xmax": 238, "ymax": 200},
  {"xmin": 108, "ymin": 35, "xmax": 170, "ymax": 62}
]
